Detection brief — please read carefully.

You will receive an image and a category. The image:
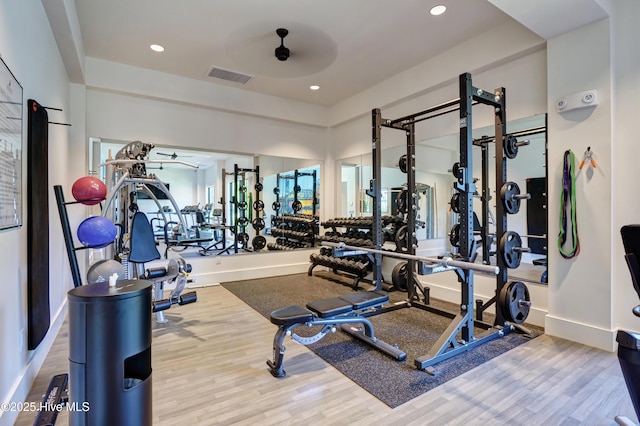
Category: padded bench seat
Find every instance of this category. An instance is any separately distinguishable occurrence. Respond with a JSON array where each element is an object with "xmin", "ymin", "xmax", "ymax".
[
  {"xmin": 338, "ymin": 290, "xmax": 388, "ymax": 310},
  {"xmin": 270, "ymin": 305, "xmax": 314, "ymax": 326},
  {"xmin": 307, "ymin": 297, "xmax": 353, "ymax": 318}
]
